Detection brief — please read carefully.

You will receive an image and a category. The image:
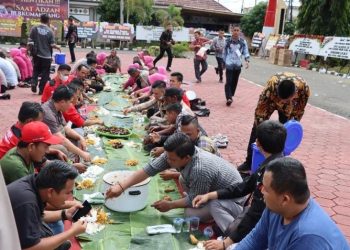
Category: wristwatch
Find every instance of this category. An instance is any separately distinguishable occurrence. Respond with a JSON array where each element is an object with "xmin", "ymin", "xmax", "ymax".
[{"xmin": 61, "ymin": 209, "xmax": 68, "ymax": 221}]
